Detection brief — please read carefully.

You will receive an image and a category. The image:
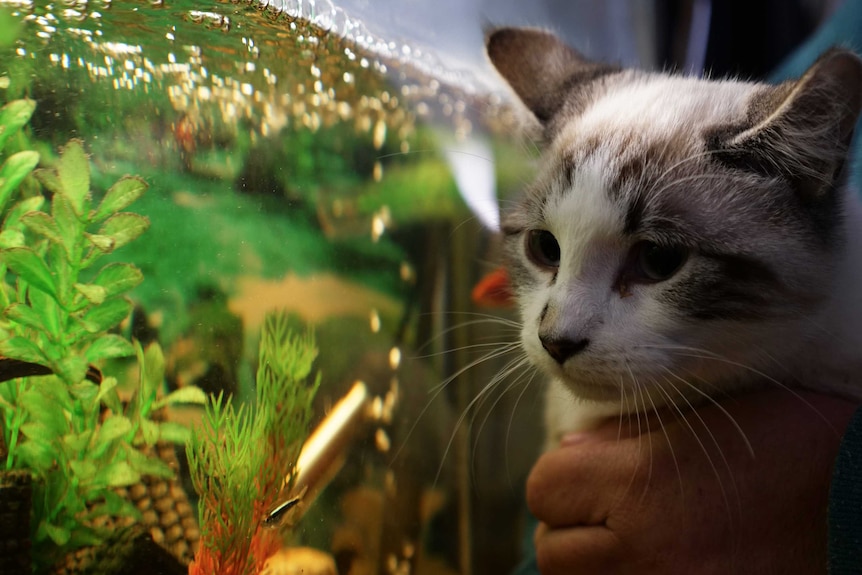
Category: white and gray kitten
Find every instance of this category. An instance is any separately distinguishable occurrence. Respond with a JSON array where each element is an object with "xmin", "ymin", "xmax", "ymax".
[{"xmin": 485, "ymin": 28, "xmax": 862, "ymax": 446}]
